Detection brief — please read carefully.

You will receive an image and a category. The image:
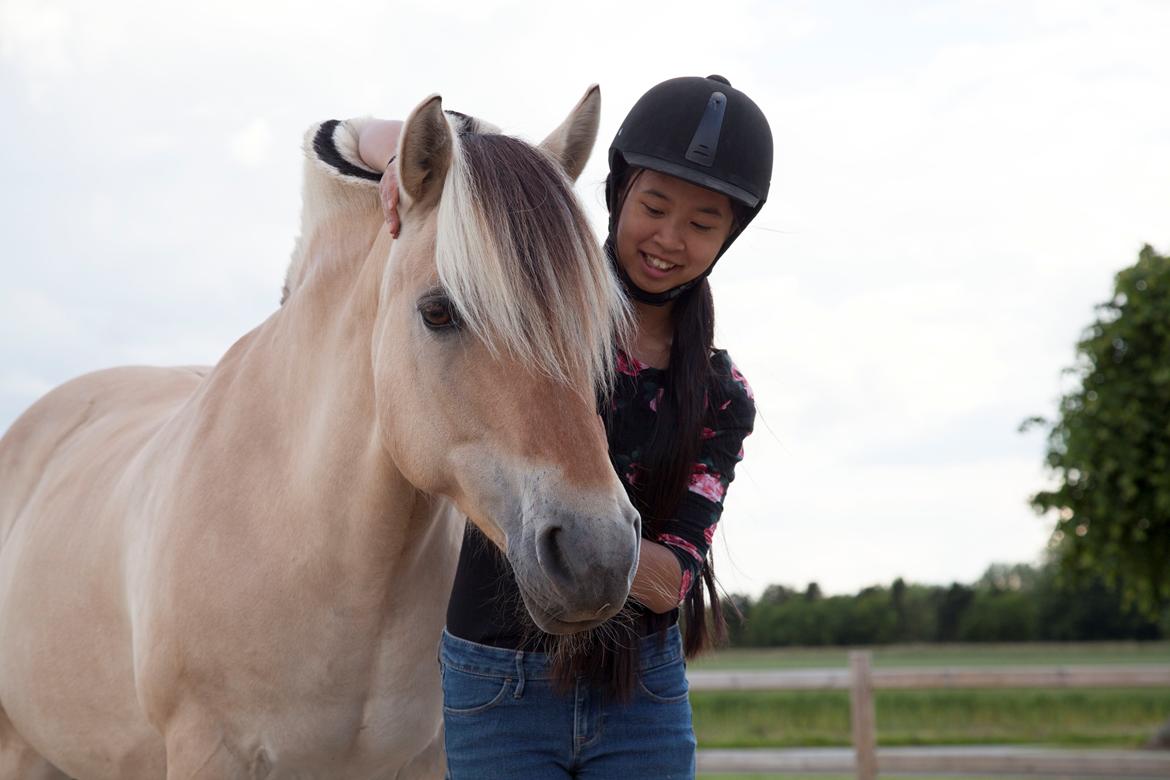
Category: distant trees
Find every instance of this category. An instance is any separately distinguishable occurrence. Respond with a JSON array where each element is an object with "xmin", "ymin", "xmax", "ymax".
[
  {"xmin": 1027, "ymin": 245, "xmax": 1170, "ymax": 621},
  {"xmin": 724, "ymin": 560, "xmax": 1162, "ymax": 647}
]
